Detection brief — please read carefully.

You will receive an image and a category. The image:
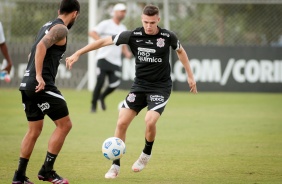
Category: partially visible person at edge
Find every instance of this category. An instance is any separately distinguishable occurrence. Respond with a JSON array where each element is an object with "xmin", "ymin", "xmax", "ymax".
[
  {"xmin": 0, "ymin": 21, "xmax": 13, "ymax": 74},
  {"xmin": 12, "ymin": 0, "xmax": 80, "ymax": 184},
  {"xmin": 66, "ymin": 4, "xmax": 197, "ymax": 179},
  {"xmin": 89, "ymin": 3, "xmax": 131, "ymax": 113}
]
